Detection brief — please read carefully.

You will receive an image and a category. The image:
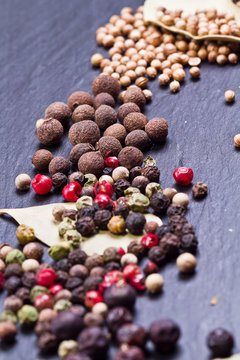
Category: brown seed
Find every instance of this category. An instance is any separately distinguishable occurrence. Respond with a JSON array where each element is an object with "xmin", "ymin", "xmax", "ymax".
[
  {"xmin": 172, "ymin": 68, "xmax": 185, "ymax": 82},
  {"xmin": 91, "ymin": 53, "xmax": 104, "ymax": 67},
  {"xmin": 146, "ymin": 66, "xmax": 157, "ymax": 78},
  {"xmin": 68, "ymin": 120, "xmax": 100, "ymax": 146},
  {"xmin": 123, "ymin": 112, "xmax": 148, "ymax": 132},
  {"xmin": 228, "ymin": 53, "xmax": 238, "ymax": 64},
  {"xmin": 37, "ymin": 118, "xmax": 63, "ymax": 146},
  {"xmin": 125, "ymin": 130, "xmax": 149, "ymax": 150},
  {"xmin": 78, "ymin": 151, "xmax": 104, "ymax": 177},
  {"xmin": 117, "ymin": 103, "xmax": 140, "ymax": 123},
  {"xmin": 135, "ymin": 77, "xmax": 148, "ymax": 89},
  {"xmin": 96, "ymin": 136, "xmax": 122, "ymax": 157},
  {"xmin": 216, "ymin": 54, "xmax": 227, "ymax": 65},
  {"xmin": 93, "ymin": 93, "xmax": 115, "ymax": 109},
  {"xmin": 49, "ymin": 157, "xmax": 70, "ymax": 176},
  {"xmin": 189, "ymin": 66, "xmax": 200, "ymax": 79},
  {"xmin": 92, "ymin": 74, "xmax": 121, "ymax": 99},
  {"xmin": 67, "ymin": 91, "xmax": 93, "ymax": 111},
  {"xmin": 143, "ymin": 89, "xmax": 152, "ymax": 102},
  {"xmin": 118, "ymin": 146, "xmax": 144, "ymax": 170},
  {"xmin": 145, "ymin": 118, "xmax": 168, "ymax": 143},
  {"xmin": 69, "ymin": 143, "xmax": 95, "ymax": 164},
  {"xmin": 95, "ymin": 105, "xmax": 117, "ymax": 130},
  {"xmin": 188, "ymin": 57, "xmax": 201, "ymax": 67},
  {"xmin": 234, "ymin": 134, "xmax": 240, "ymax": 147},
  {"xmin": 103, "ymin": 124, "xmax": 127, "ymax": 144},
  {"xmin": 120, "ymin": 75, "xmax": 131, "ymax": 87},
  {"xmin": 32, "ymin": 149, "xmax": 53, "ymax": 171},
  {"xmin": 158, "ymin": 73, "xmax": 170, "ymax": 86},
  {"xmin": 123, "ymin": 86, "xmax": 146, "ymax": 109},
  {"xmin": 170, "ymin": 80, "xmax": 180, "ymax": 93},
  {"xmin": 224, "ymin": 90, "xmax": 235, "ymax": 103},
  {"xmin": 72, "ymin": 105, "xmax": 95, "ymax": 123},
  {"xmin": 45, "ymin": 102, "xmax": 72, "ymax": 126}
]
